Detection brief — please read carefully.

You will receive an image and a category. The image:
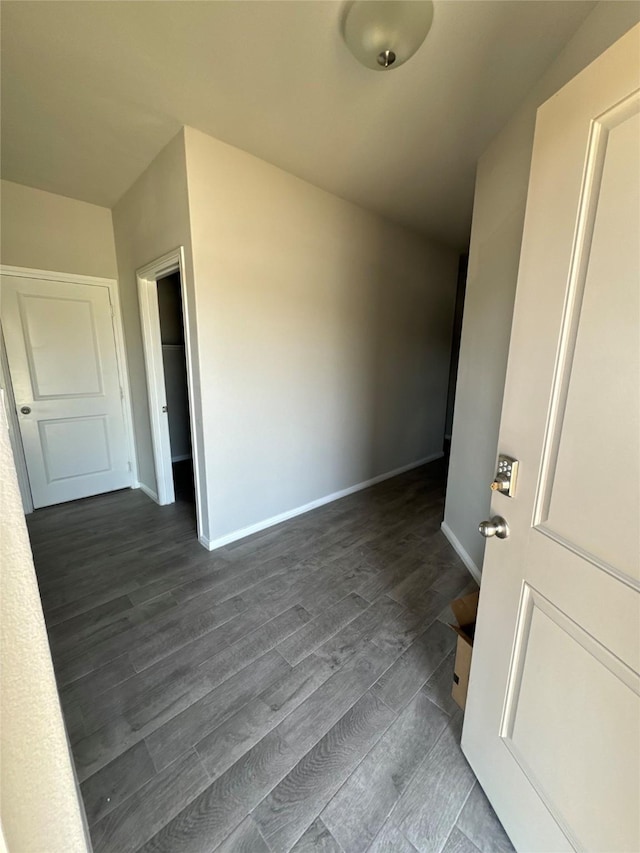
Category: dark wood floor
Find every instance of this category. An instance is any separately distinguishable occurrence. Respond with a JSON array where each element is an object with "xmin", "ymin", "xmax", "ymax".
[{"xmin": 28, "ymin": 460, "xmax": 513, "ymax": 853}]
